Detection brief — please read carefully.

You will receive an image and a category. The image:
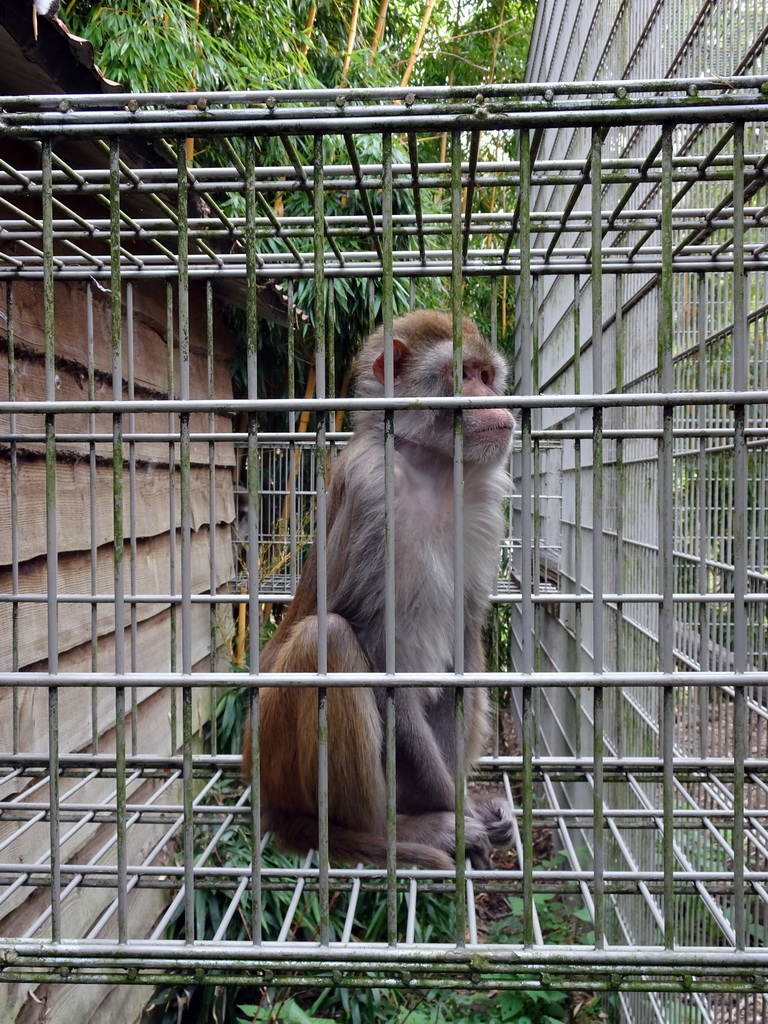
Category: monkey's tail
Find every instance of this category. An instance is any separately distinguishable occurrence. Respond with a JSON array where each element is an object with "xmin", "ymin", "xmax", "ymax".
[{"xmin": 263, "ymin": 809, "xmax": 454, "ymax": 871}]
